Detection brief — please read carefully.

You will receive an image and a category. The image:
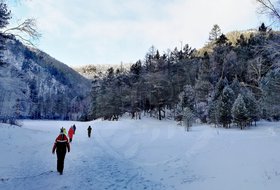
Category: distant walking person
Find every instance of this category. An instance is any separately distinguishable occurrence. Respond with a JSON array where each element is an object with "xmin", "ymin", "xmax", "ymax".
[
  {"xmin": 73, "ymin": 124, "xmax": 76, "ymax": 134},
  {"xmin": 68, "ymin": 126, "xmax": 74, "ymax": 142},
  {"xmin": 52, "ymin": 128, "xmax": 70, "ymax": 175},
  {"xmin": 87, "ymin": 126, "xmax": 92, "ymax": 138}
]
